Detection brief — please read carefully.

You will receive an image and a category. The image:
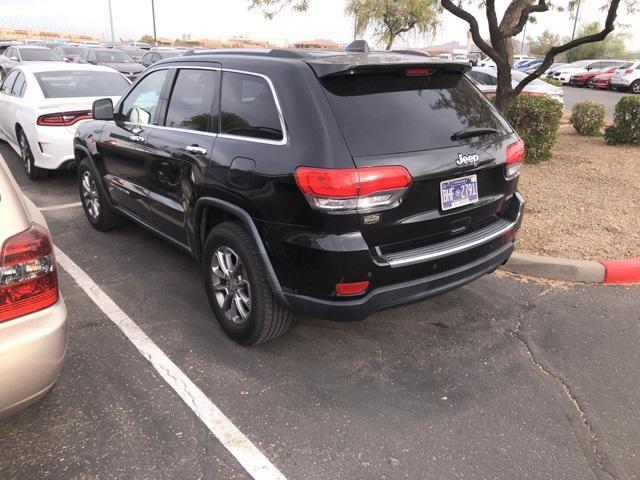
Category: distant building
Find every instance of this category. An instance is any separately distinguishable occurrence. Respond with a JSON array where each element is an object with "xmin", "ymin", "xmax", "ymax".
[
  {"xmin": 292, "ymin": 39, "xmax": 339, "ymax": 50},
  {"xmin": 0, "ymin": 27, "xmax": 99, "ymax": 43}
]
